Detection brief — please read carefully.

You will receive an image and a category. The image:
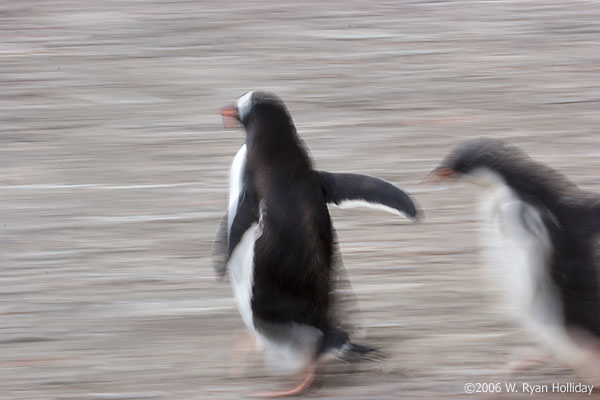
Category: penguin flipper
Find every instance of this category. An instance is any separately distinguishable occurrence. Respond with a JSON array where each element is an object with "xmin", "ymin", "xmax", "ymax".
[
  {"xmin": 317, "ymin": 171, "xmax": 420, "ymax": 220},
  {"xmin": 228, "ymin": 187, "xmax": 259, "ymax": 255},
  {"xmin": 212, "ymin": 186, "xmax": 259, "ymax": 280},
  {"xmin": 211, "ymin": 212, "xmax": 230, "ymax": 280}
]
